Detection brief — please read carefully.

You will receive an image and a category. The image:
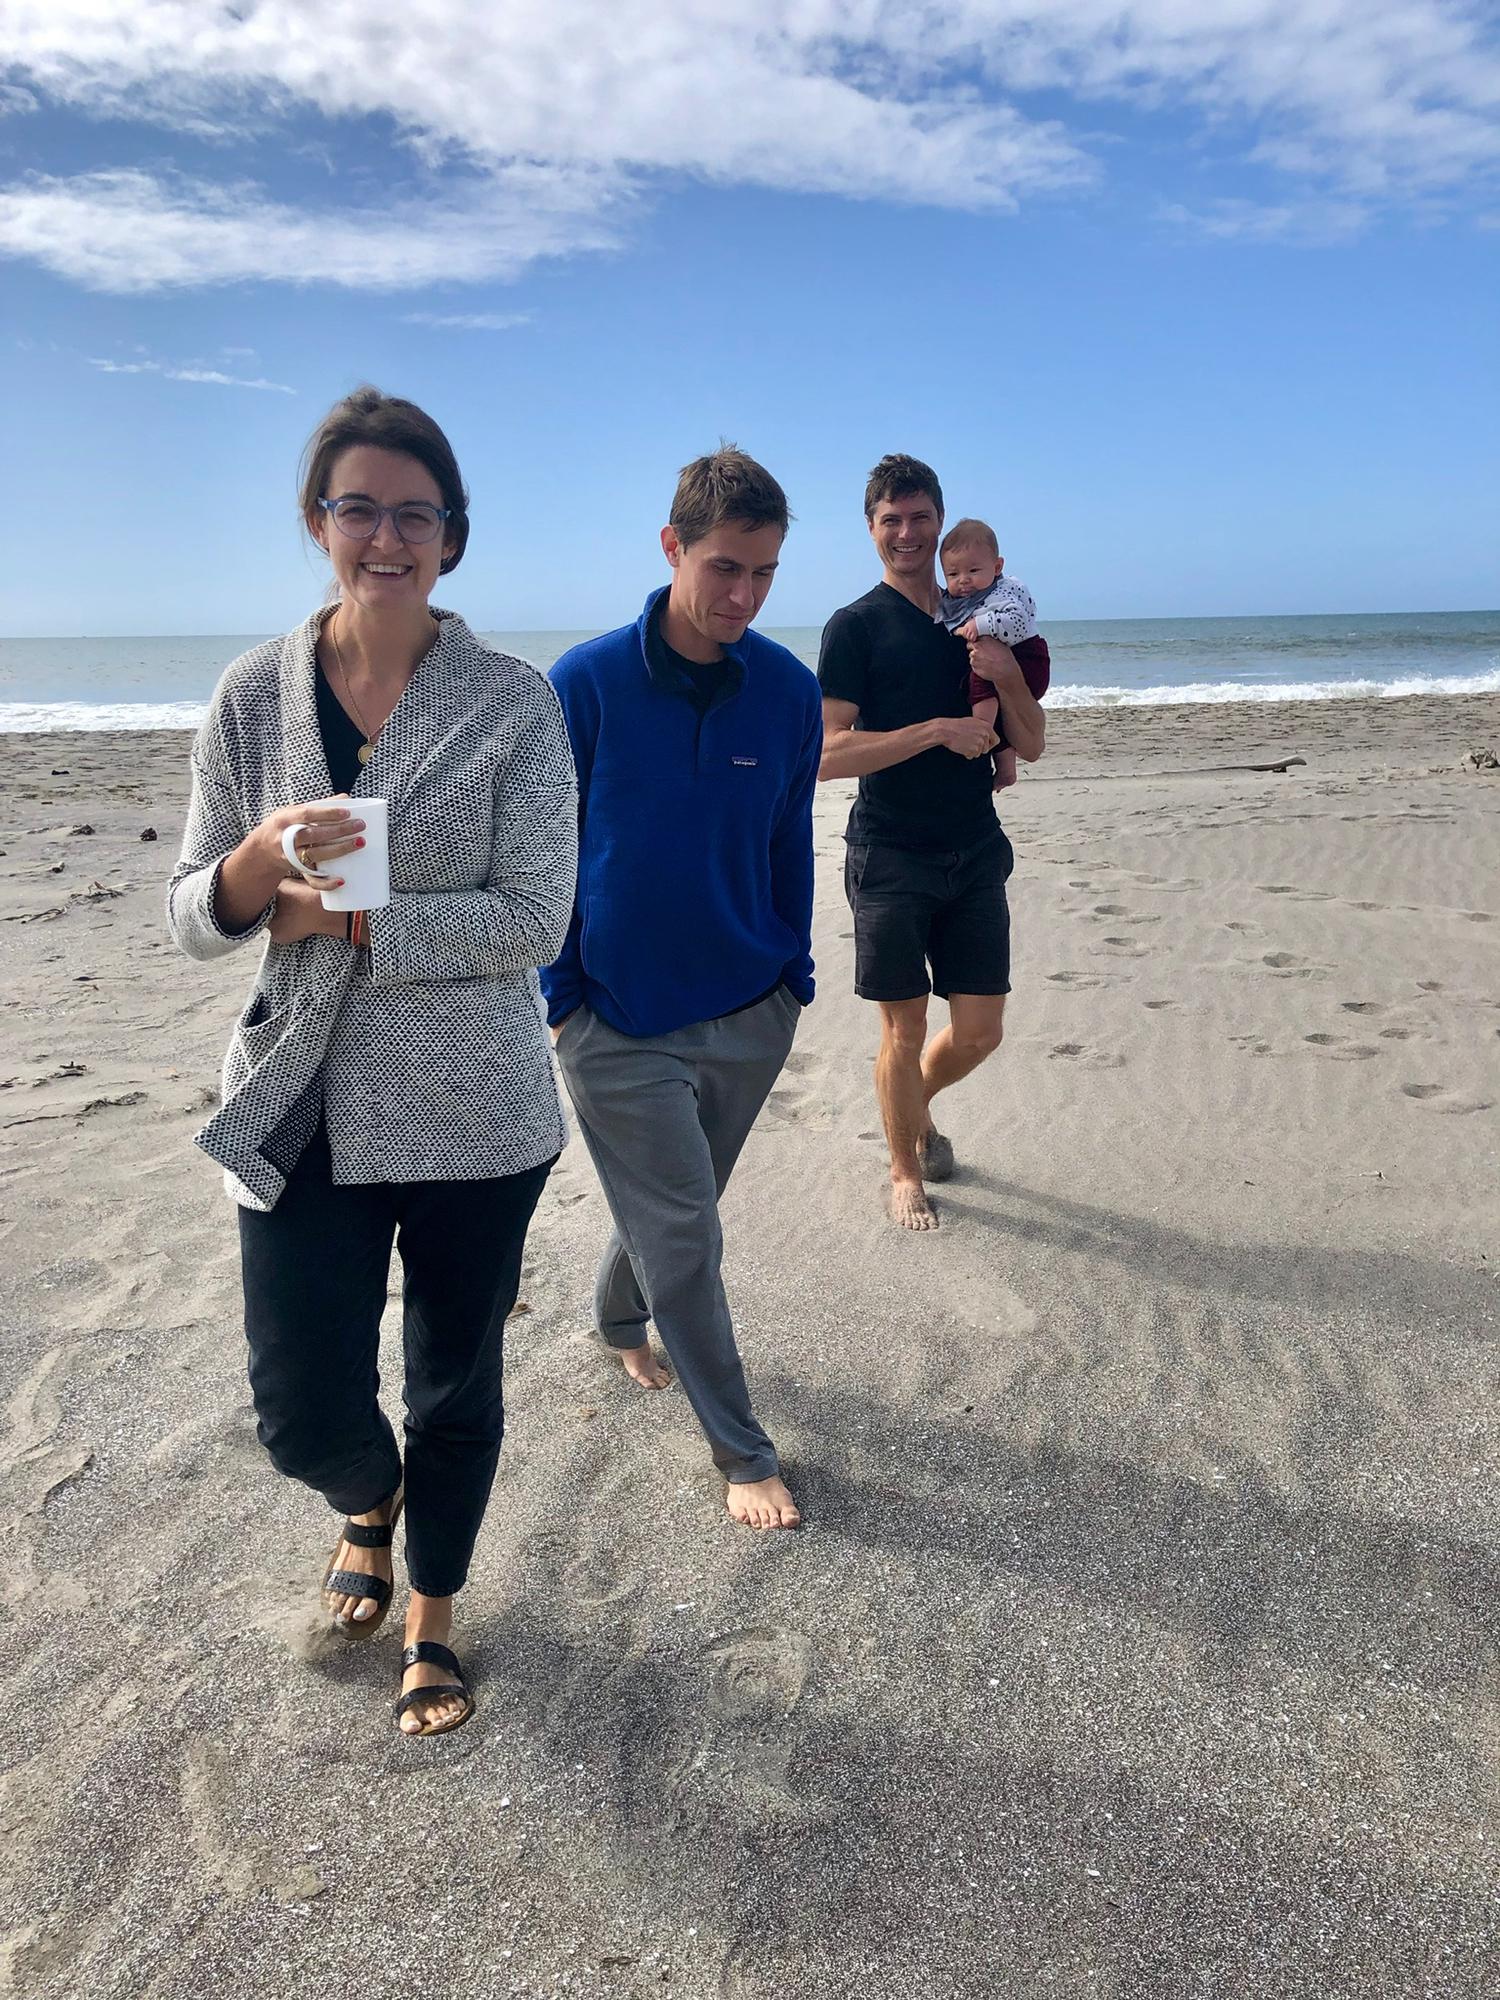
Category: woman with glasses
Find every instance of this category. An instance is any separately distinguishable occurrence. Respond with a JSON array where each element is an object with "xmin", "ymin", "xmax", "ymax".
[{"xmin": 168, "ymin": 387, "xmax": 577, "ymax": 1736}]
